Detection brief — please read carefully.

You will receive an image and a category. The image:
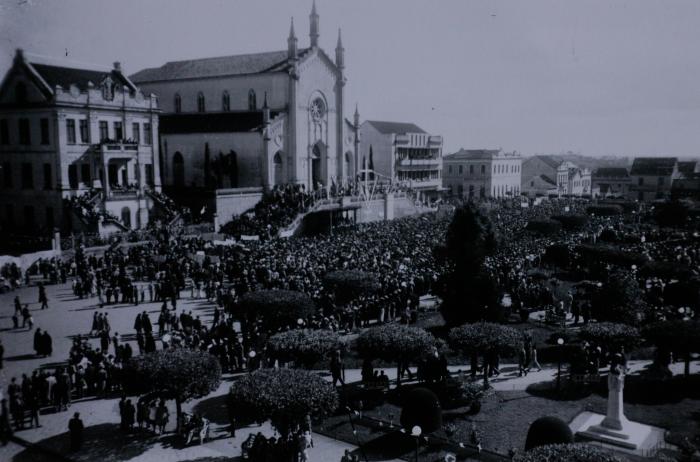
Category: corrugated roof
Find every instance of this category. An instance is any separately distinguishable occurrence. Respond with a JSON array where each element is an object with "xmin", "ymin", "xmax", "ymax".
[
  {"xmin": 630, "ymin": 157, "xmax": 677, "ymax": 176},
  {"xmin": 365, "ymin": 120, "xmax": 426, "ymax": 135},
  {"xmin": 30, "ymin": 63, "xmax": 133, "ymax": 91},
  {"xmin": 130, "ymin": 50, "xmax": 308, "ymax": 82},
  {"xmin": 159, "ymin": 111, "xmax": 279, "ymax": 134},
  {"xmin": 444, "ymin": 149, "xmax": 501, "ymax": 160},
  {"xmin": 593, "ymin": 167, "xmax": 629, "ymax": 178}
]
